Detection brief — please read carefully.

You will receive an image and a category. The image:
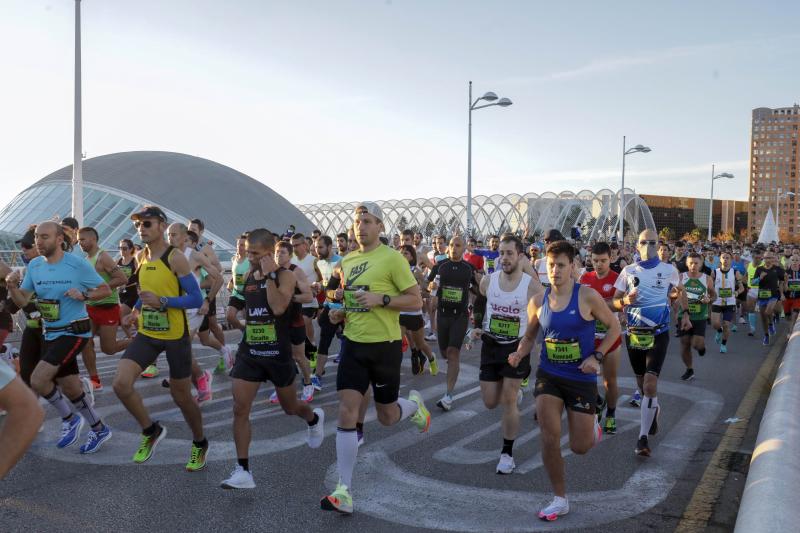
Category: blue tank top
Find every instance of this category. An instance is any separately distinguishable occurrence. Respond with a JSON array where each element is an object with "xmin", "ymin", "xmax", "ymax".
[
  {"xmin": 538, "ymin": 283, "xmax": 596, "ymax": 383},
  {"xmin": 732, "ymin": 260, "xmax": 746, "ymax": 276}
]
